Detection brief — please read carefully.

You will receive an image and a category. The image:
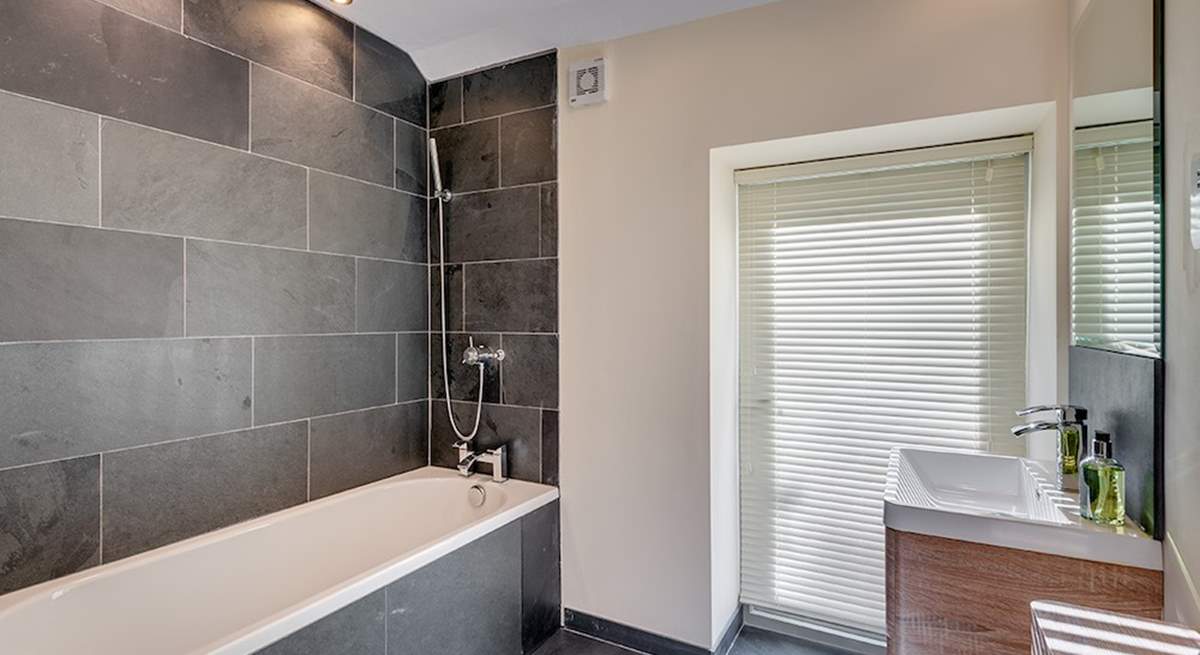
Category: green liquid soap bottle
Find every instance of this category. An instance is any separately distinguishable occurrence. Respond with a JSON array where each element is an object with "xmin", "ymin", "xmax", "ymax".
[{"xmin": 1080, "ymin": 431, "xmax": 1126, "ymax": 526}]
